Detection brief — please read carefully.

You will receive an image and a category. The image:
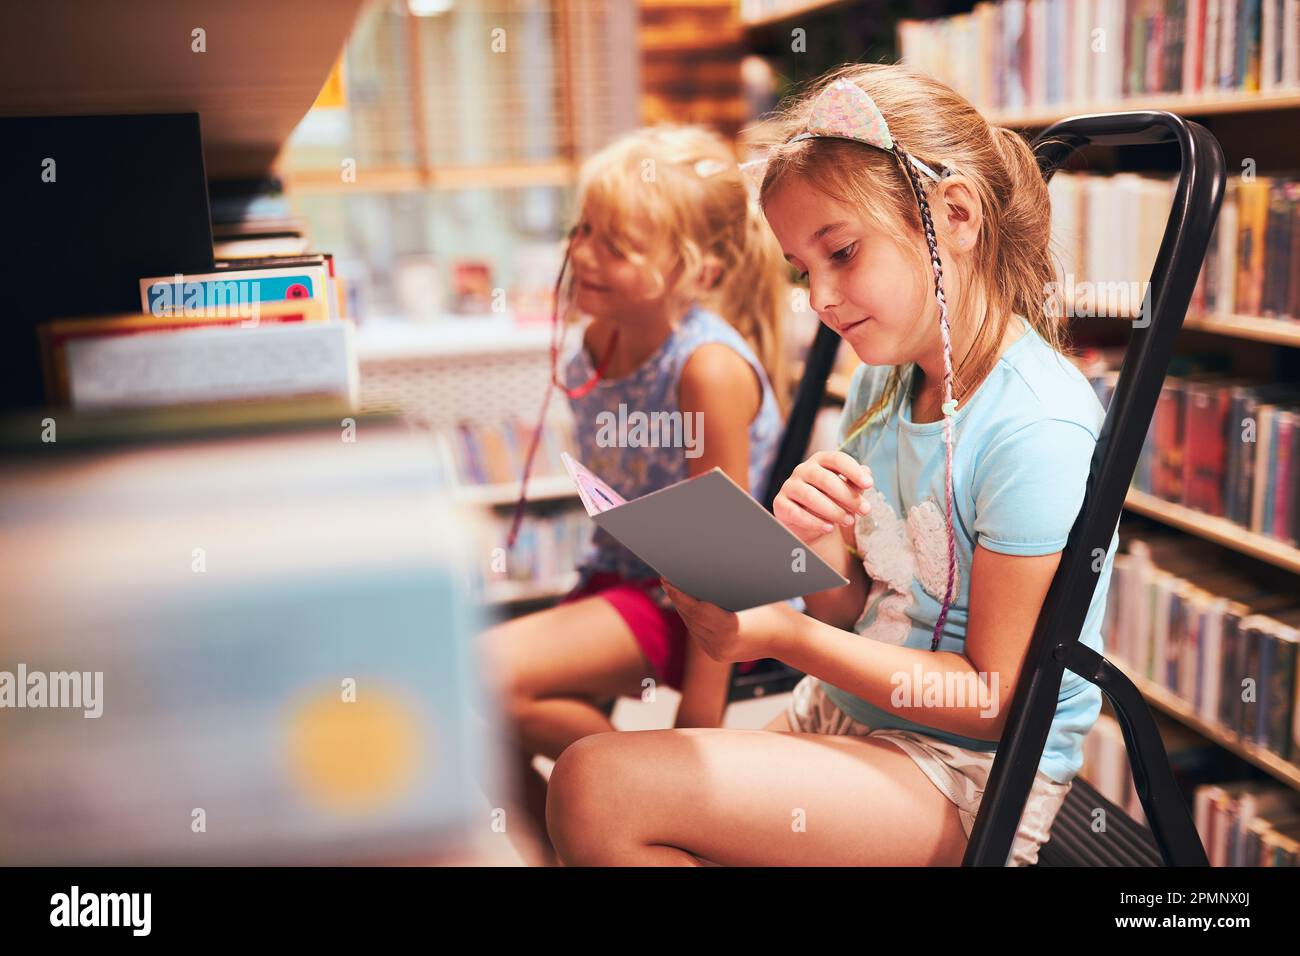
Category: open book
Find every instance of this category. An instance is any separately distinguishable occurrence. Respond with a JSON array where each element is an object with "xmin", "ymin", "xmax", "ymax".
[{"xmin": 561, "ymin": 452, "xmax": 849, "ymax": 611}]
